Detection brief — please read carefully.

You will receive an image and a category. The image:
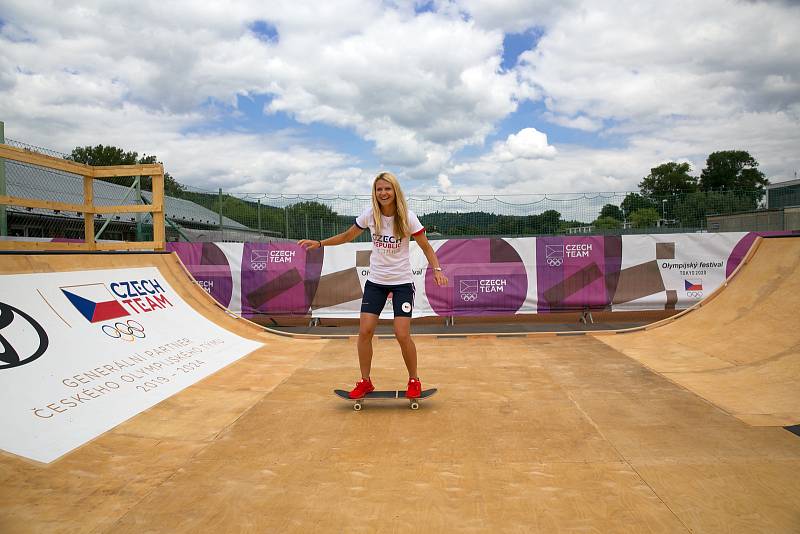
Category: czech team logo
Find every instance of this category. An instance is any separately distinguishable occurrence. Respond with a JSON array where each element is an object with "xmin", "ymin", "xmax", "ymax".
[
  {"xmin": 61, "ymin": 284, "xmax": 129, "ymax": 323},
  {"xmin": 685, "ymin": 279, "xmax": 704, "ymax": 299},
  {"xmin": 460, "ymin": 280, "xmax": 478, "ymax": 302},
  {"xmin": 546, "ymin": 245, "xmax": 564, "ymax": 267},
  {"xmin": 250, "ymin": 249, "xmax": 268, "ymax": 270}
]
